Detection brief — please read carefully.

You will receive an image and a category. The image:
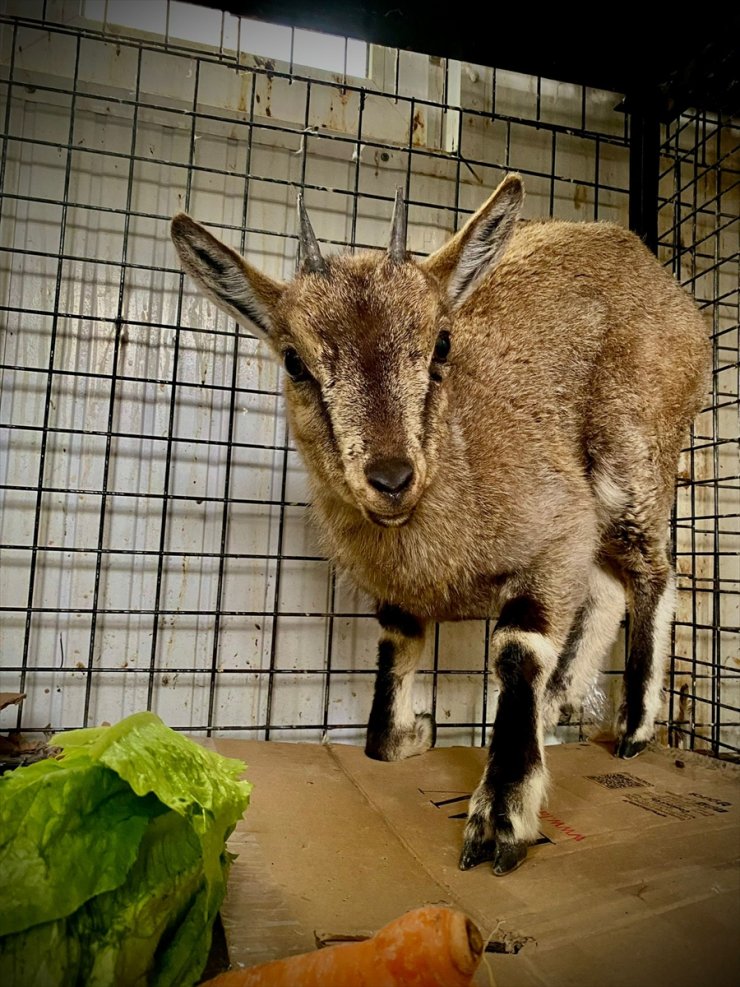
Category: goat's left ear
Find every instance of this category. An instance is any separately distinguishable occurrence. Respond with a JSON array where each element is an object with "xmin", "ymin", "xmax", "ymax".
[
  {"xmin": 170, "ymin": 213, "xmax": 284, "ymax": 339},
  {"xmin": 423, "ymin": 174, "xmax": 524, "ymax": 308}
]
